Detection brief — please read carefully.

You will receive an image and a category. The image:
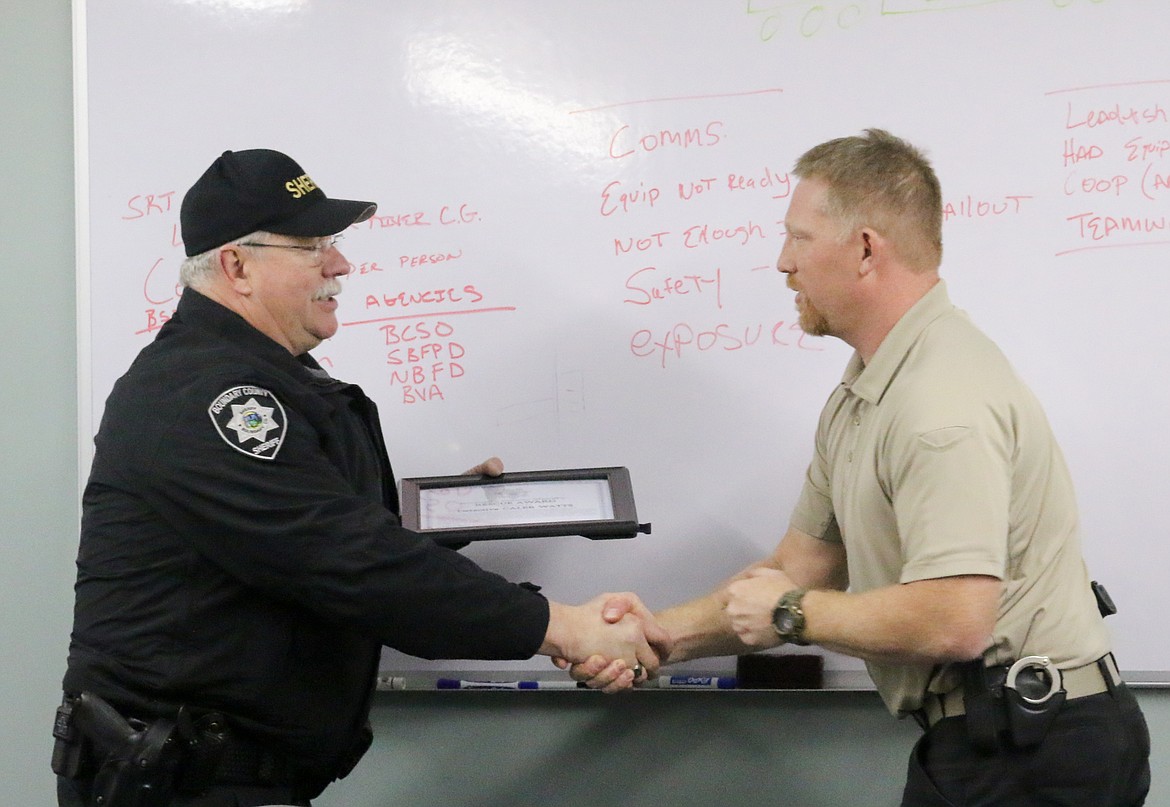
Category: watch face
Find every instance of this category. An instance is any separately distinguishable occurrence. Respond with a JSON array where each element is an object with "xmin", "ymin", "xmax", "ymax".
[
  {"xmin": 772, "ymin": 589, "xmax": 807, "ymax": 644},
  {"xmin": 775, "ymin": 611, "xmax": 796, "ymax": 635}
]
